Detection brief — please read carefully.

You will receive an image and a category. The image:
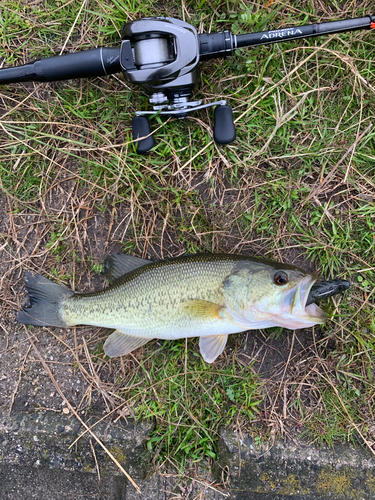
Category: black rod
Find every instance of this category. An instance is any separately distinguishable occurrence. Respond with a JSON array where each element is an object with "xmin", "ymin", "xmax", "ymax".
[
  {"xmin": 0, "ymin": 47, "xmax": 121, "ymax": 84},
  {"xmin": 198, "ymin": 14, "xmax": 375, "ymax": 58},
  {"xmin": 235, "ymin": 15, "xmax": 375, "ymax": 49},
  {"xmin": 0, "ymin": 14, "xmax": 374, "ymax": 83}
]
